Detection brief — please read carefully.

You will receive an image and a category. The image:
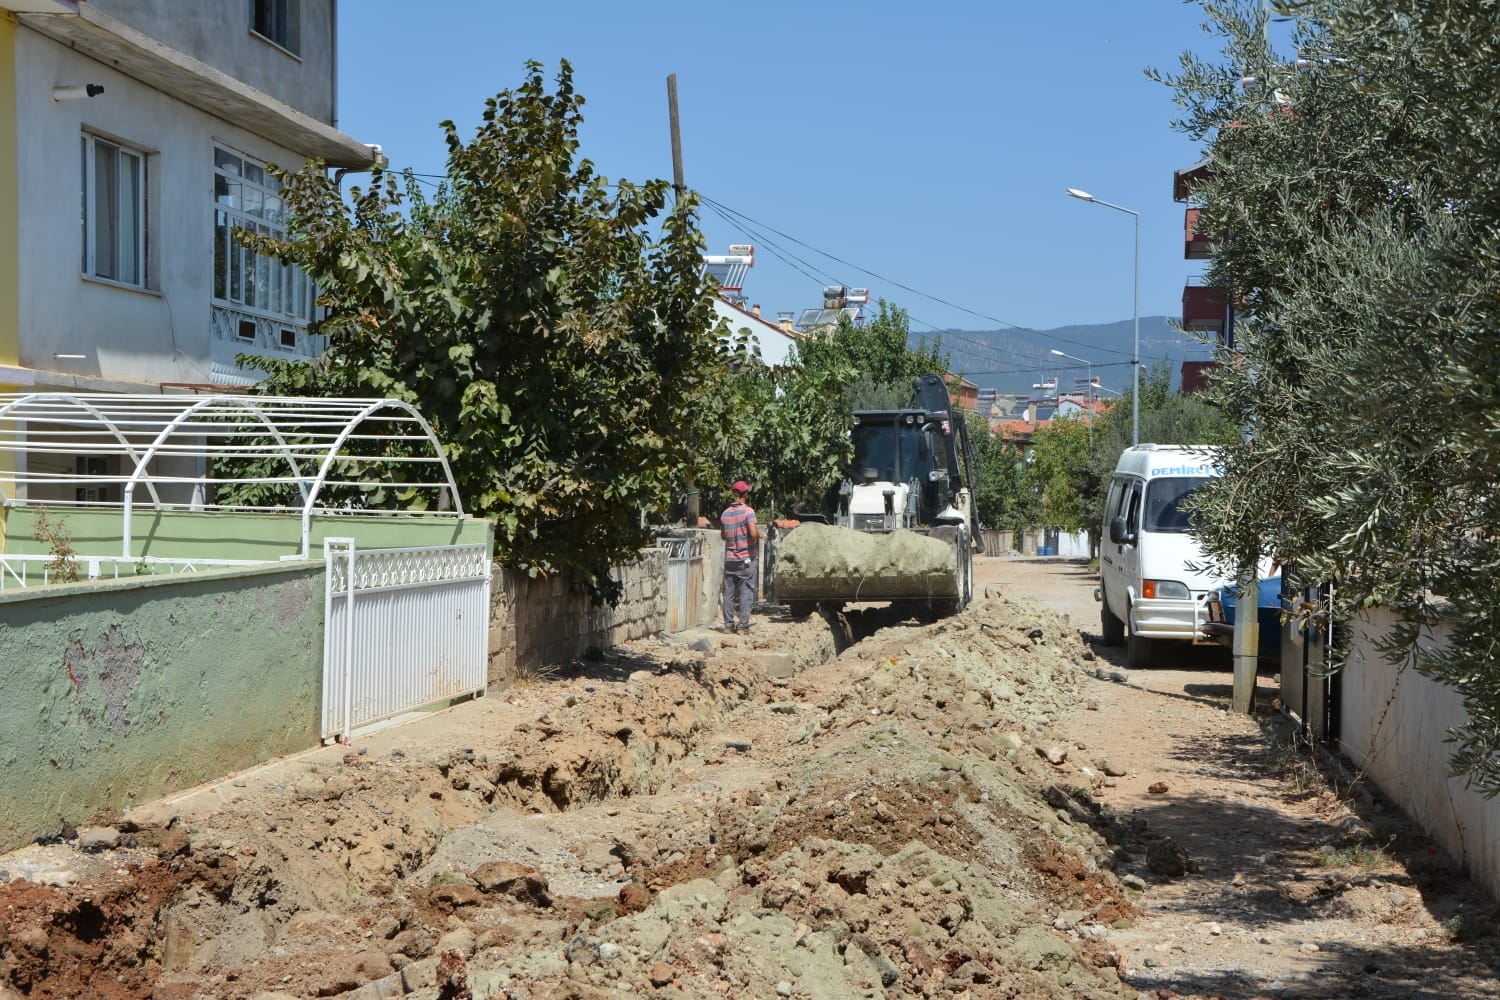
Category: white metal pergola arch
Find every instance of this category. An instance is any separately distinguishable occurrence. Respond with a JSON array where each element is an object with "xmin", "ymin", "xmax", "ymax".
[{"xmin": 0, "ymin": 393, "xmax": 465, "ymax": 559}]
